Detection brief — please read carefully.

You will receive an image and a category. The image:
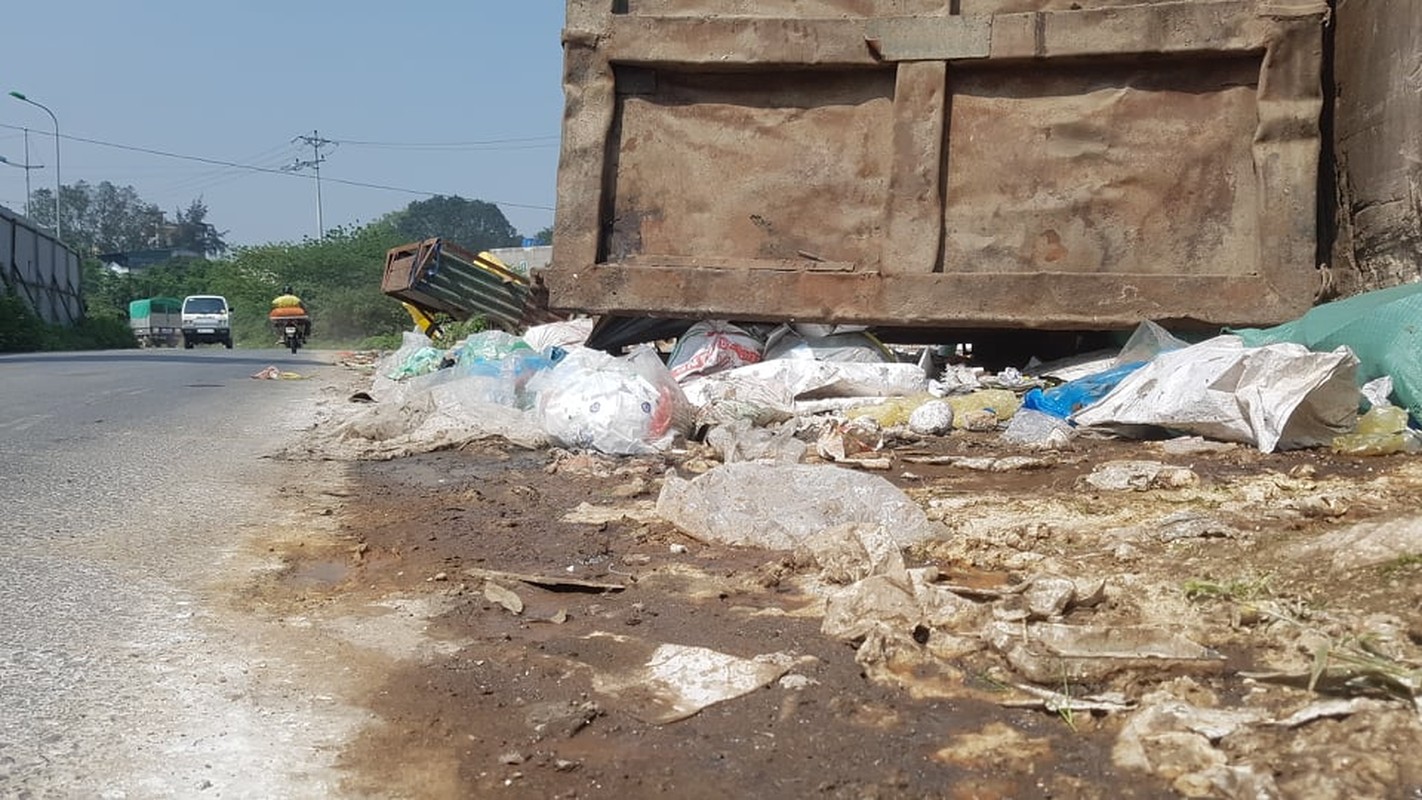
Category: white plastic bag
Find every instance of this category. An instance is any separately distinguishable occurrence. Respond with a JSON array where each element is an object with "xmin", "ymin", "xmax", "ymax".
[
  {"xmin": 530, "ymin": 346, "xmax": 693, "ymax": 455},
  {"xmin": 521, "ymin": 318, "xmax": 594, "ymax": 352},
  {"xmin": 1073, "ymin": 336, "xmax": 1360, "ymax": 452},
  {"xmin": 763, "ymin": 325, "xmax": 893, "ymax": 363}
]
